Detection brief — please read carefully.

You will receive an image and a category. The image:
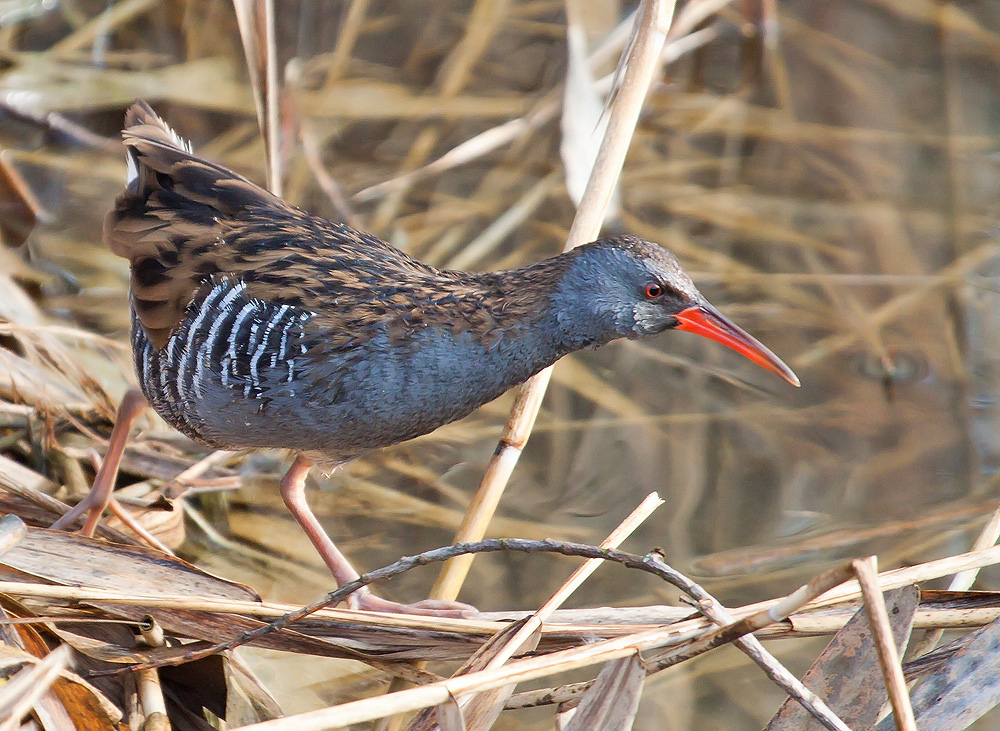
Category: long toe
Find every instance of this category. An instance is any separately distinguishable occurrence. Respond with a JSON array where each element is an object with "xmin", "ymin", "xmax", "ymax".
[{"xmin": 356, "ymin": 593, "xmax": 478, "ymax": 618}]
